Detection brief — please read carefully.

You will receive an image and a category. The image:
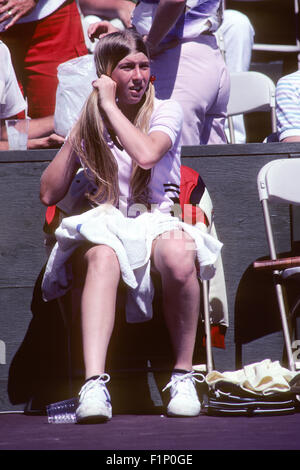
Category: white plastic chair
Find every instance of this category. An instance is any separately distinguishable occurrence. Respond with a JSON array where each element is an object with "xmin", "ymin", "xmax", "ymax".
[
  {"xmin": 226, "ymin": 71, "xmax": 277, "ymax": 143},
  {"xmin": 255, "ymin": 158, "xmax": 300, "ymax": 371}
]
